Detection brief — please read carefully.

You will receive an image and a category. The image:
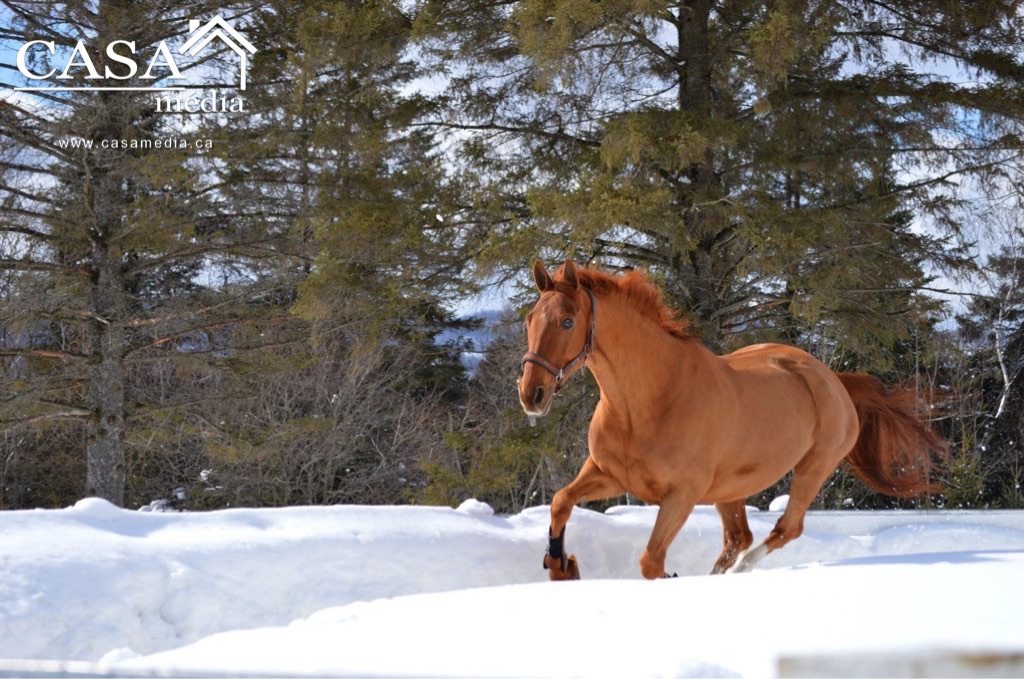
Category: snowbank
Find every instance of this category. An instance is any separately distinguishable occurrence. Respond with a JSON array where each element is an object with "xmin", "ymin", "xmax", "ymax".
[{"xmin": 1, "ymin": 499, "xmax": 1023, "ymax": 677}]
